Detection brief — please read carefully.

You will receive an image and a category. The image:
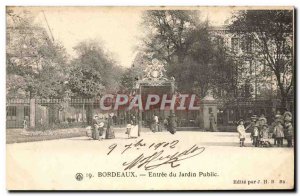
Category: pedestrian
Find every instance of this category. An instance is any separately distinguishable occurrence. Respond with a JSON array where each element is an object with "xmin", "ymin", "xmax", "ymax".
[
  {"xmin": 259, "ymin": 114, "xmax": 267, "ymax": 126},
  {"xmin": 252, "ymin": 125, "xmax": 260, "ymax": 147},
  {"xmin": 209, "ymin": 112, "xmax": 217, "ymax": 132},
  {"xmin": 285, "ymin": 122, "xmax": 293, "ymax": 147},
  {"xmin": 167, "ymin": 113, "xmax": 177, "ymax": 134},
  {"xmin": 129, "ymin": 115, "xmax": 138, "ymax": 138},
  {"xmin": 275, "ymin": 110, "xmax": 283, "ymax": 122},
  {"xmin": 283, "ymin": 111, "xmax": 292, "ymax": 124},
  {"xmin": 85, "ymin": 126, "xmax": 92, "ymax": 138},
  {"xmin": 237, "ymin": 119, "xmax": 246, "ymax": 147},
  {"xmin": 274, "ymin": 119, "xmax": 284, "ymax": 147},
  {"xmin": 23, "ymin": 118, "xmax": 28, "ymax": 129},
  {"xmin": 151, "ymin": 114, "xmax": 155, "ymax": 132},
  {"xmin": 98, "ymin": 114, "xmax": 105, "ymax": 139},
  {"xmin": 98, "ymin": 122, "xmax": 105, "ymax": 139},
  {"xmin": 126, "ymin": 118, "xmax": 132, "ymax": 138},
  {"xmin": 163, "ymin": 118, "xmax": 168, "ymax": 131},
  {"xmin": 246, "ymin": 115, "xmax": 257, "ymax": 145},
  {"xmin": 154, "ymin": 114, "xmax": 159, "ymax": 132},
  {"xmin": 158, "ymin": 116, "xmax": 163, "ymax": 132},
  {"xmin": 260, "ymin": 124, "xmax": 272, "ymax": 147},
  {"xmin": 92, "ymin": 114, "xmax": 100, "ymax": 140},
  {"xmin": 105, "ymin": 113, "xmax": 115, "ymax": 139}
]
